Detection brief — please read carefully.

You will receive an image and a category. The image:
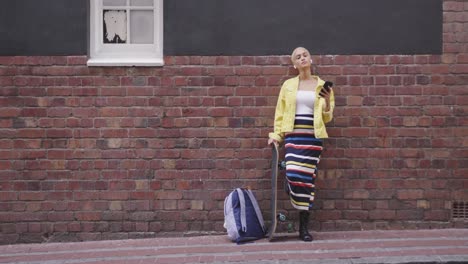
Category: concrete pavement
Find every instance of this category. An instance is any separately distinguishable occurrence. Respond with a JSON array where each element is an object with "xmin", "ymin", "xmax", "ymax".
[{"xmin": 0, "ymin": 228, "xmax": 467, "ymax": 264}]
